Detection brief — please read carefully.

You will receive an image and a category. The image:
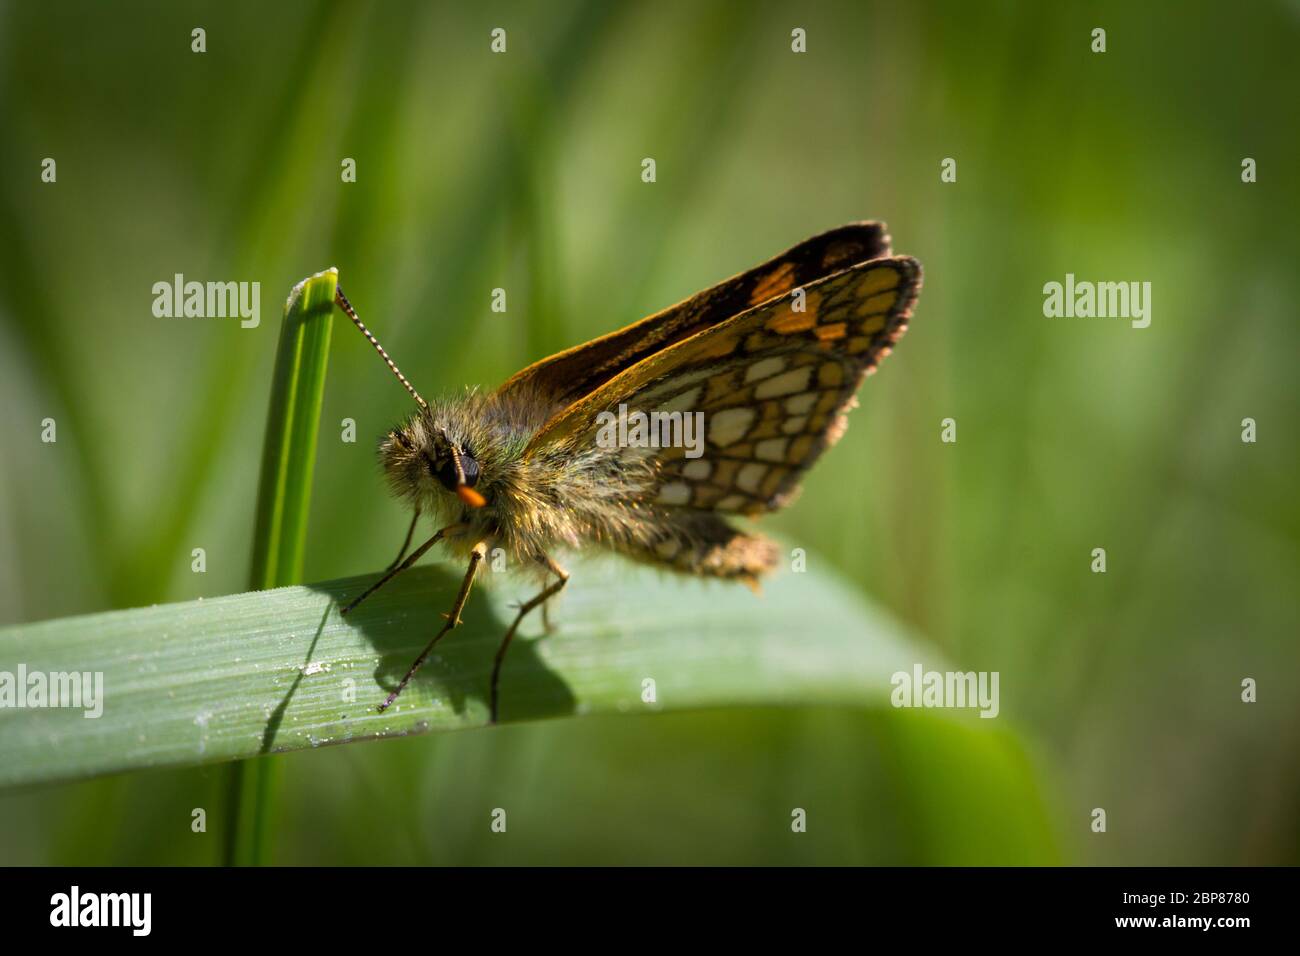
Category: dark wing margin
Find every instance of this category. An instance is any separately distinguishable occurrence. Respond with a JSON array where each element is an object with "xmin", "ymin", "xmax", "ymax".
[{"xmin": 495, "ymin": 221, "xmax": 895, "ymax": 408}]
